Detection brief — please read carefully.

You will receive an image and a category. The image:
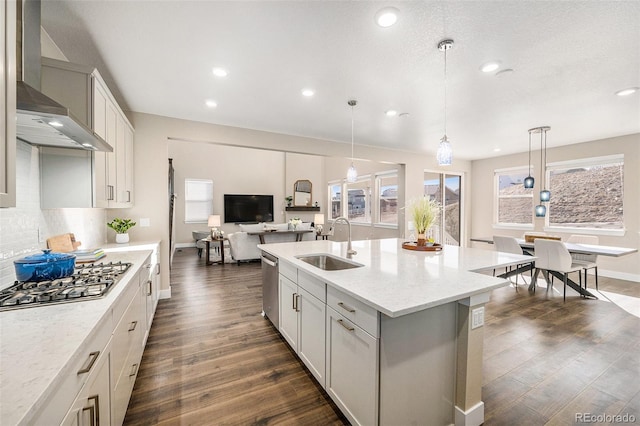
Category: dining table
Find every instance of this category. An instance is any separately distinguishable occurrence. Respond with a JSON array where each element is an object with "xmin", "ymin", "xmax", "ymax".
[{"xmin": 470, "ymin": 236, "xmax": 638, "ymax": 299}]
